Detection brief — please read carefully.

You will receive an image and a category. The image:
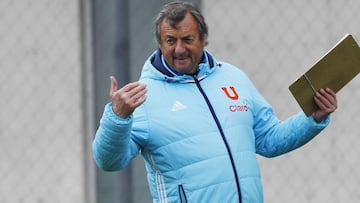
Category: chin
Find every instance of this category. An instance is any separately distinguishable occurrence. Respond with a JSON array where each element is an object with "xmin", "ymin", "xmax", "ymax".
[{"xmin": 174, "ymin": 66, "xmax": 192, "ymax": 74}]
